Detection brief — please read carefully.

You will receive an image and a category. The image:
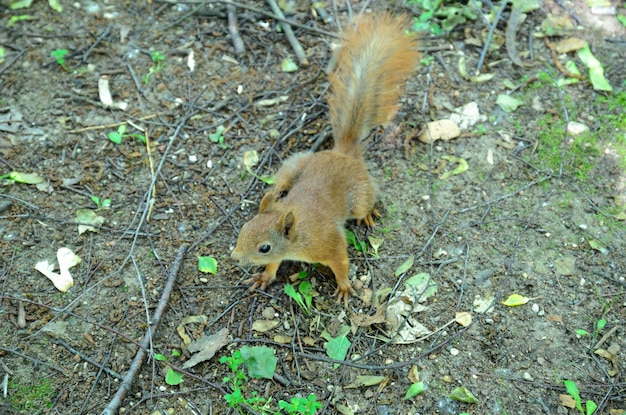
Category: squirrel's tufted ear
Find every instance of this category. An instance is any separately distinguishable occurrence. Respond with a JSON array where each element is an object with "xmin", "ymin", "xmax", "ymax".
[
  {"xmin": 276, "ymin": 211, "xmax": 296, "ymax": 239},
  {"xmin": 259, "ymin": 192, "xmax": 275, "ymax": 212}
]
